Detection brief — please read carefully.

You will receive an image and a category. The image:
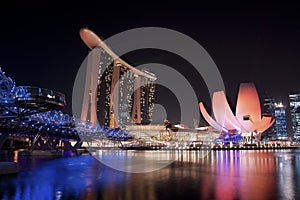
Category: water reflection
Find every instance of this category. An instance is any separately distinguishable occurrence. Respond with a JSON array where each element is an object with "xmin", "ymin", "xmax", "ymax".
[
  {"xmin": 0, "ymin": 149, "xmax": 300, "ymax": 199},
  {"xmin": 94, "ymin": 149, "xmax": 182, "ymax": 173}
]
